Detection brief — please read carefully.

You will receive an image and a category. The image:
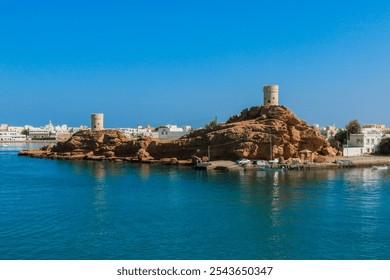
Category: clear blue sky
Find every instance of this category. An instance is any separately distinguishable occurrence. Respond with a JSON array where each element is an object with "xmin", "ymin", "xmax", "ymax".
[{"xmin": 1, "ymin": 0, "xmax": 390, "ymax": 128}]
